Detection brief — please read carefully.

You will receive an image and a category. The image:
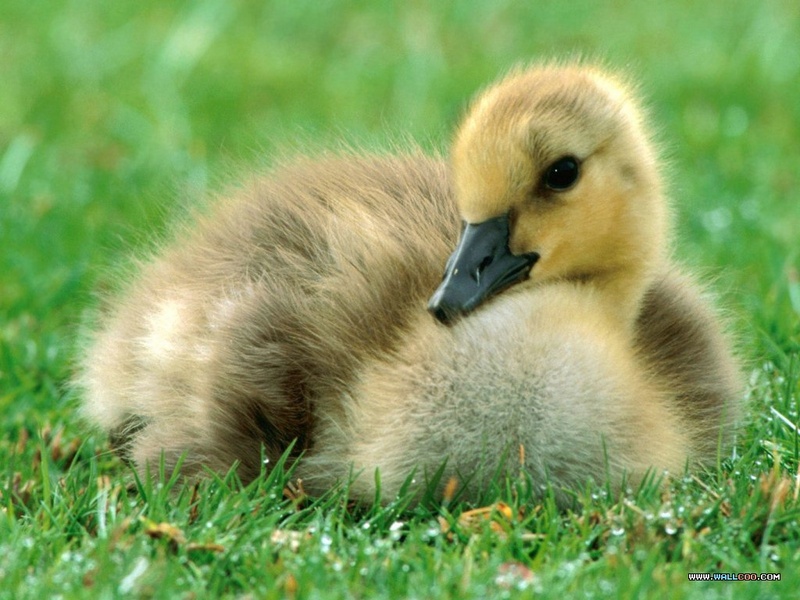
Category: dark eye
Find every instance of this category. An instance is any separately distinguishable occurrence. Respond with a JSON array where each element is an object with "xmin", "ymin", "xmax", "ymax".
[{"xmin": 544, "ymin": 156, "xmax": 580, "ymax": 191}]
